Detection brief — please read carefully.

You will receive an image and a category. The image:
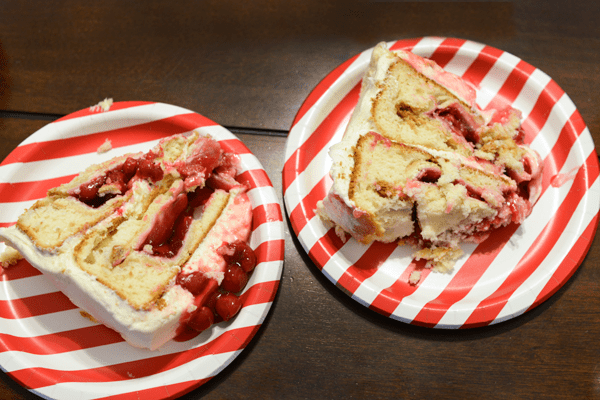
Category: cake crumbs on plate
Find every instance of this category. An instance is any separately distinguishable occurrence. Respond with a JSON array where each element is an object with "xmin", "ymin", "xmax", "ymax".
[
  {"xmin": 97, "ymin": 139, "xmax": 113, "ymax": 153},
  {"xmin": 0, "ymin": 246, "xmax": 23, "ymax": 268},
  {"xmin": 90, "ymin": 98, "xmax": 113, "ymax": 113},
  {"xmin": 96, "ymin": 139, "xmax": 112, "ymax": 154},
  {"xmin": 408, "ymin": 270, "xmax": 421, "ymax": 285}
]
